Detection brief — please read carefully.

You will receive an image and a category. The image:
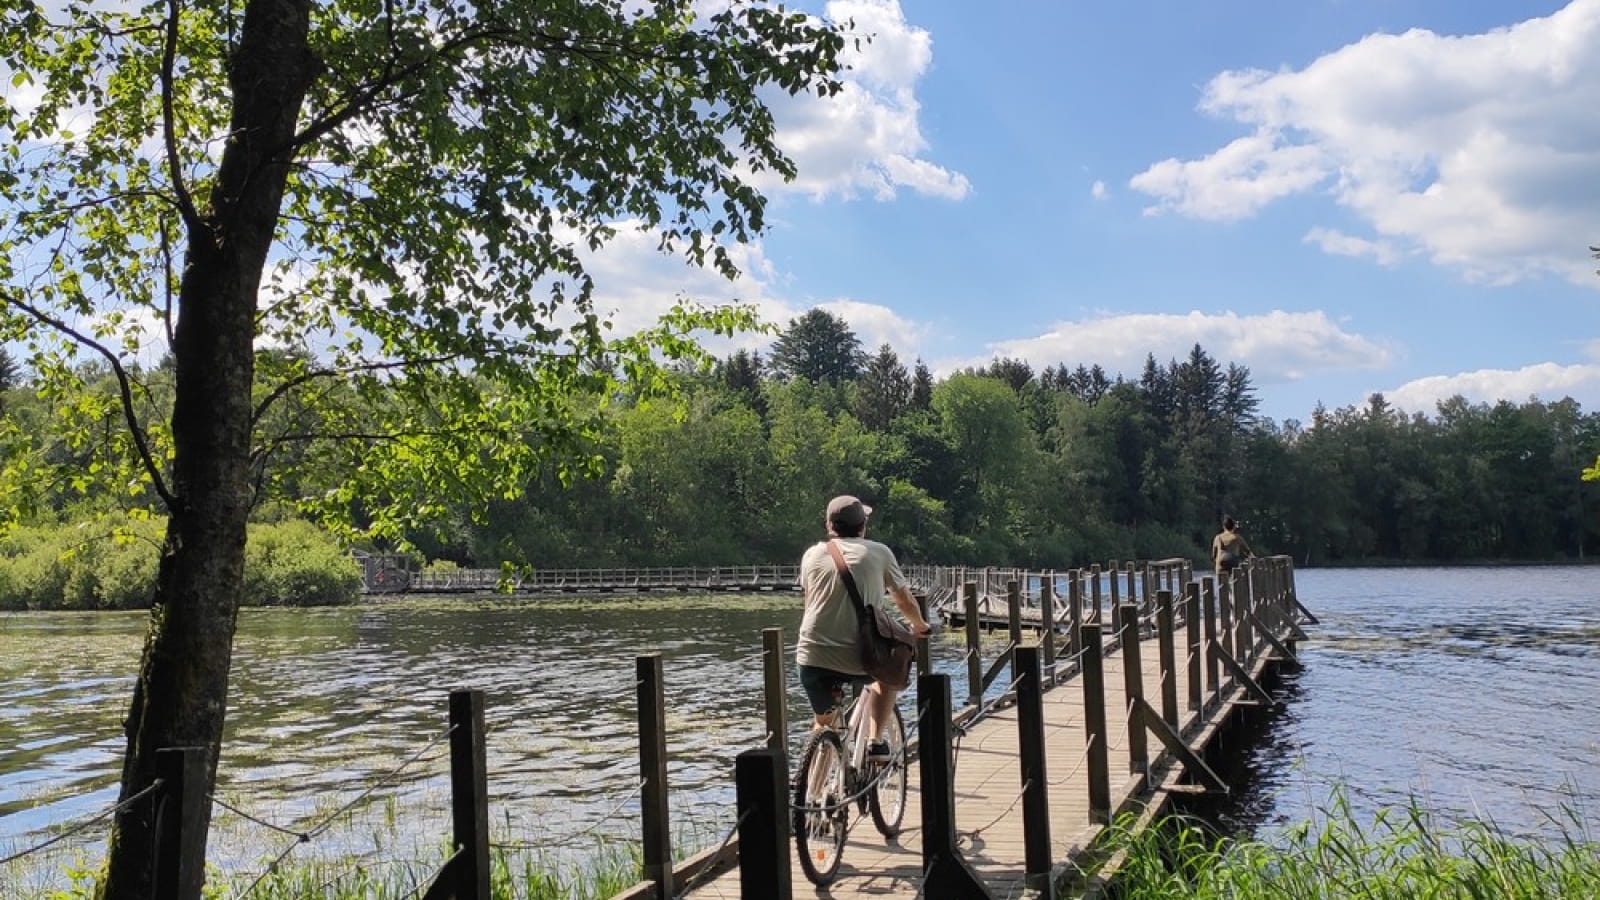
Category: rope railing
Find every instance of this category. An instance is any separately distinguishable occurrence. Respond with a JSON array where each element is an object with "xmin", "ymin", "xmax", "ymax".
[
  {"xmin": 671, "ymin": 808, "xmax": 751, "ymax": 900},
  {"xmin": 227, "ymin": 722, "xmax": 460, "ymax": 900},
  {"xmin": 491, "ymin": 777, "xmax": 647, "ymax": 853},
  {"xmin": 0, "ymin": 779, "xmax": 164, "ymax": 867}
]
